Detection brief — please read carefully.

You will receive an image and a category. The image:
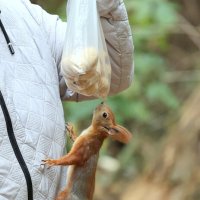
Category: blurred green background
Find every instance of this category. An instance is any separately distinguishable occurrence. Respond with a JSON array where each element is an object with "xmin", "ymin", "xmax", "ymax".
[{"xmin": 31, "ymin": 0, "xmax": 200, "ymax": 199}]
